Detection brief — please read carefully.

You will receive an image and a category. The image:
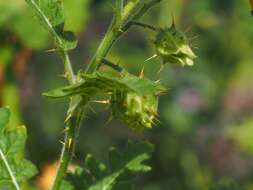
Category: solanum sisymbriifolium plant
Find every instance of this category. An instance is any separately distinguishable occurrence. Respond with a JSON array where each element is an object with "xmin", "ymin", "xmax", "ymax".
[{"xmin": 0, "ymin": 0, "xmax": 196, "ymax": 189}]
